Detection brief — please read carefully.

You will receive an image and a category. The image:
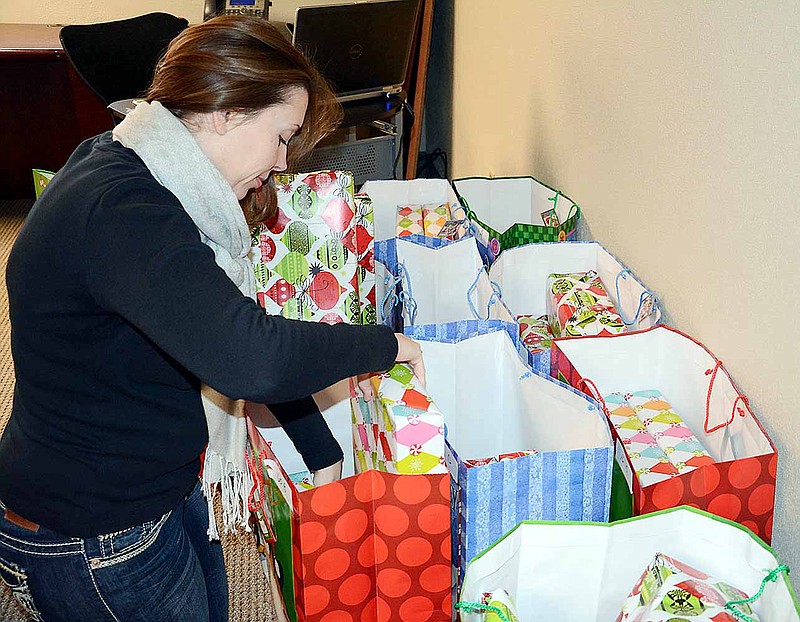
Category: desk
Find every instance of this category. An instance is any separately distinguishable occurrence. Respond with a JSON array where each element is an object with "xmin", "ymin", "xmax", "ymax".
[{"xmin": 0, "ymin": 24, "xmax": 113, "ymax": 199}]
